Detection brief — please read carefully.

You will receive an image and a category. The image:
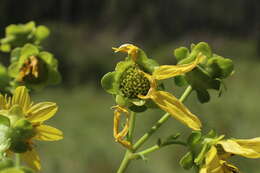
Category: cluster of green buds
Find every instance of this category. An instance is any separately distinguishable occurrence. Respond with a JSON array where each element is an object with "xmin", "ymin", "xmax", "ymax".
[
  {"xmin": 0, "ymin": 21, "xmax": 49, "ymax": 53},
  {"xmin": 174, "ymin": 42, "xmax": 234, "ymax": 103},
  {"xmin": 0, "ymin": 21, "xmax": 61, "ymax": 93}
]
